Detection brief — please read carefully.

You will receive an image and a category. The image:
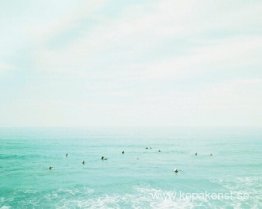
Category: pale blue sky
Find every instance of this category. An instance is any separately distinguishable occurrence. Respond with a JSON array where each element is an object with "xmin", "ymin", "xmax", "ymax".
[{"xmin": 0, "ymin": 0, "xmax": 261, "ymax": 127}]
